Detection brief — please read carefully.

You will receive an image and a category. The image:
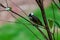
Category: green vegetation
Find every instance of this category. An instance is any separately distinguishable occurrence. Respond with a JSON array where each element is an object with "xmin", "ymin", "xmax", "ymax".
[{"xmin": 0, "ymin": 3, "xmax": 60, "ymax": 40}]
